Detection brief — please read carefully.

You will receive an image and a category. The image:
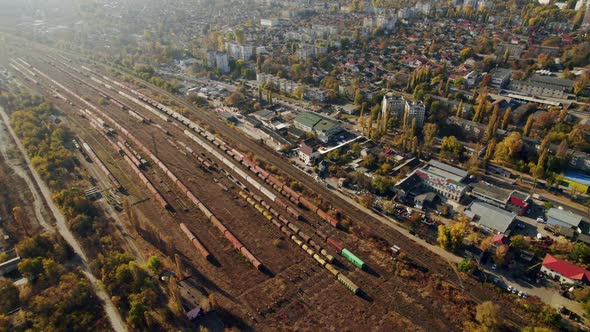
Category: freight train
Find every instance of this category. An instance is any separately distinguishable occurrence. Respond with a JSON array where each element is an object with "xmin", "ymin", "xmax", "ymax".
[
  {"xmin": 238, "ymin": 191, "xmax": 360, "ymax": 294},
  {"xmin": 32, "ymin": 64, "xmax": 263, "ymax": 271},
  {"xmin": 97, "ymin": 74, "xmax": 369, "ymax": 274}
]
